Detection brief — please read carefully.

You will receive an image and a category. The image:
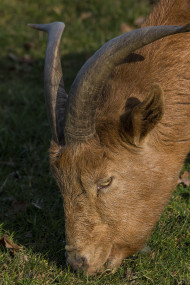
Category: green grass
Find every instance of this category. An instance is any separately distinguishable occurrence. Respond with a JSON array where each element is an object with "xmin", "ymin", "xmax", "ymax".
[{"xmin": 0, "ymin": 0, "xmax": 189, "ymax": 284}]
